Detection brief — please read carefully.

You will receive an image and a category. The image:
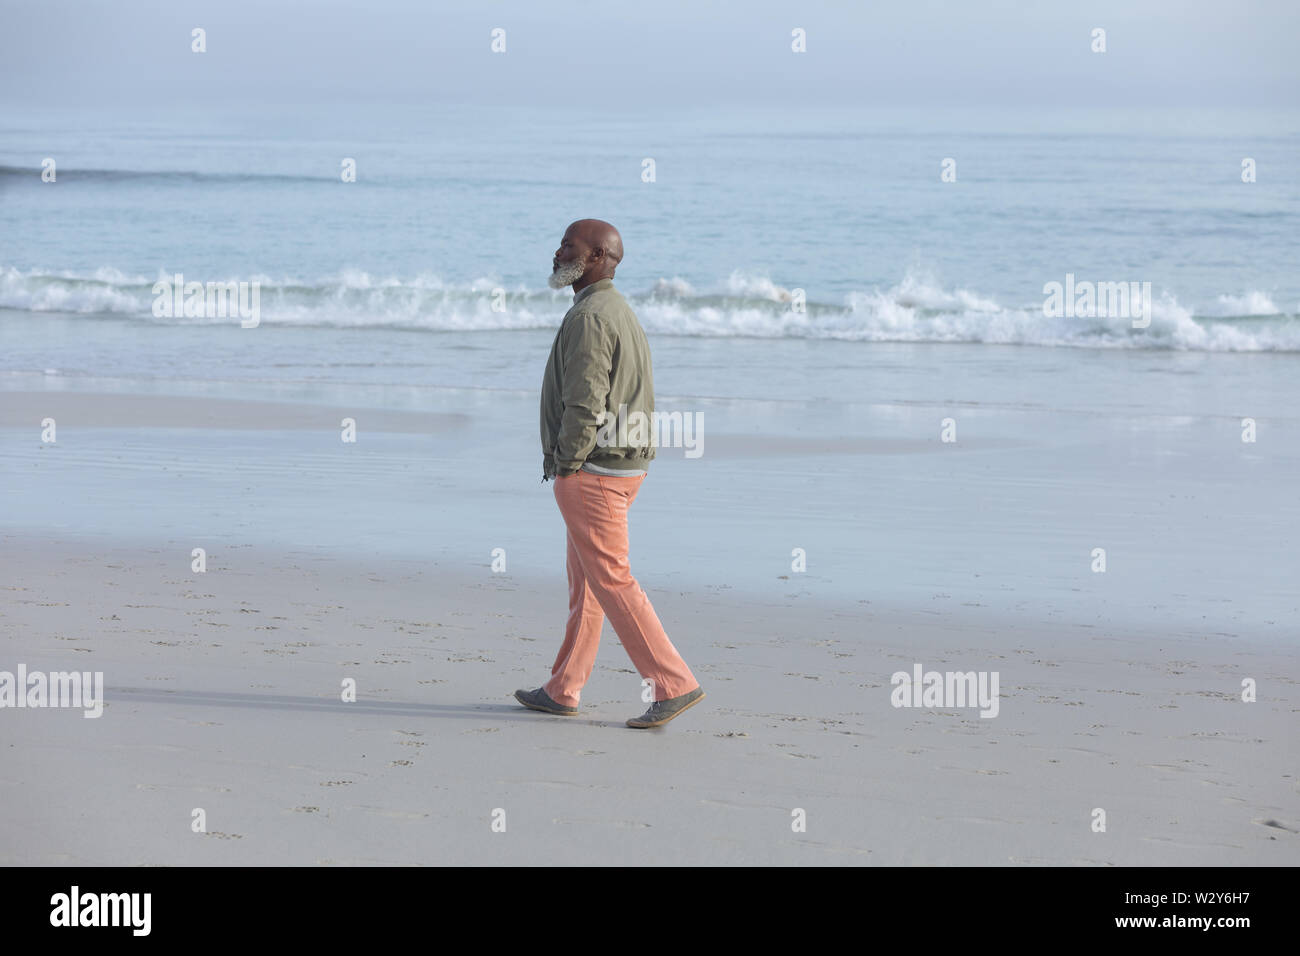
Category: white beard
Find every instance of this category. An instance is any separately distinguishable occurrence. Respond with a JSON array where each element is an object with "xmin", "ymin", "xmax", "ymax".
[{"xmin": 548, "ymin": 259, "xmax": 587, "ymax": 289}]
